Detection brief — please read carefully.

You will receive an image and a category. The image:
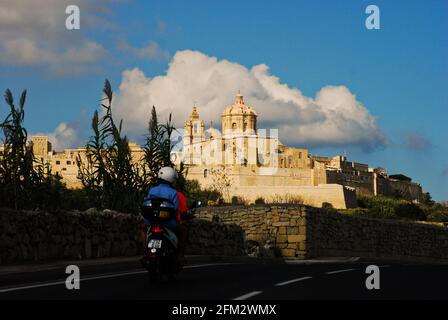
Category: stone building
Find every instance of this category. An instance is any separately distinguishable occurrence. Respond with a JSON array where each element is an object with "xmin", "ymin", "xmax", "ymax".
[
  {"xmin": 0, "ymin": 93, "xmax": 425, "ymax": 208},
  {"xmin": 177, "ymin": 93, "xmax": 424, "ymax": 207}
]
